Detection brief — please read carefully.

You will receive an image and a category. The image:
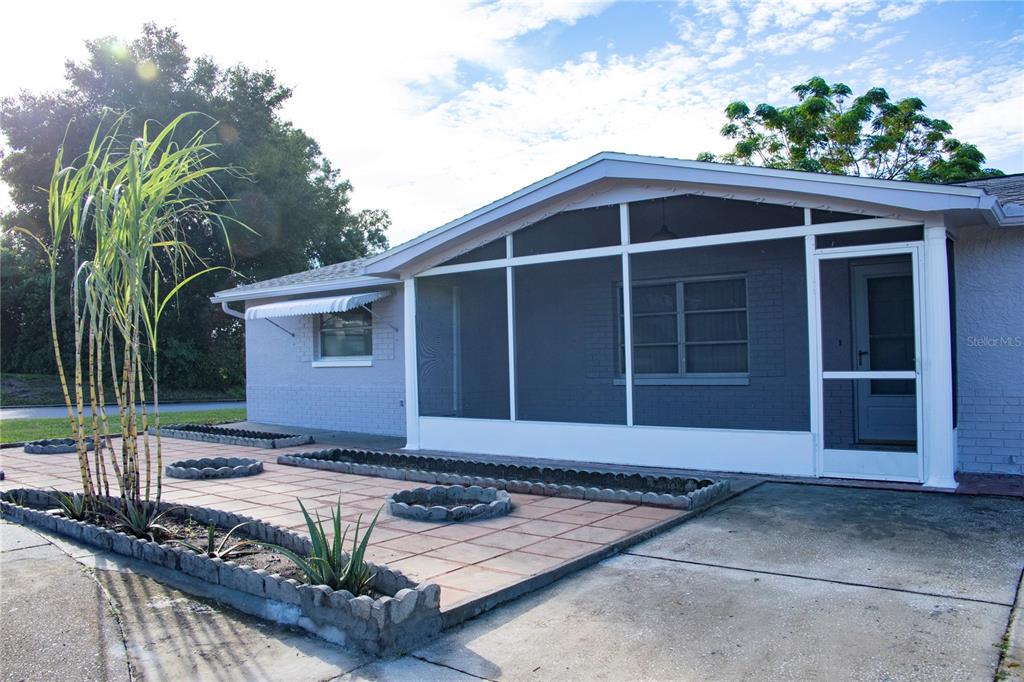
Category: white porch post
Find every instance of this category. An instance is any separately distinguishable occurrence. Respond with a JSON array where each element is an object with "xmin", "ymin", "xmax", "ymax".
[
  {"xmin": 921, "ymin": 218, "xmax": 957, "ymax": 488},
  {"xmin": 403, "ymin": 278, "xmax": 420, "ymax": 449},
  {"xmin": 620, "ymin": 203, "xmax": 634, "ymax": 426}
]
